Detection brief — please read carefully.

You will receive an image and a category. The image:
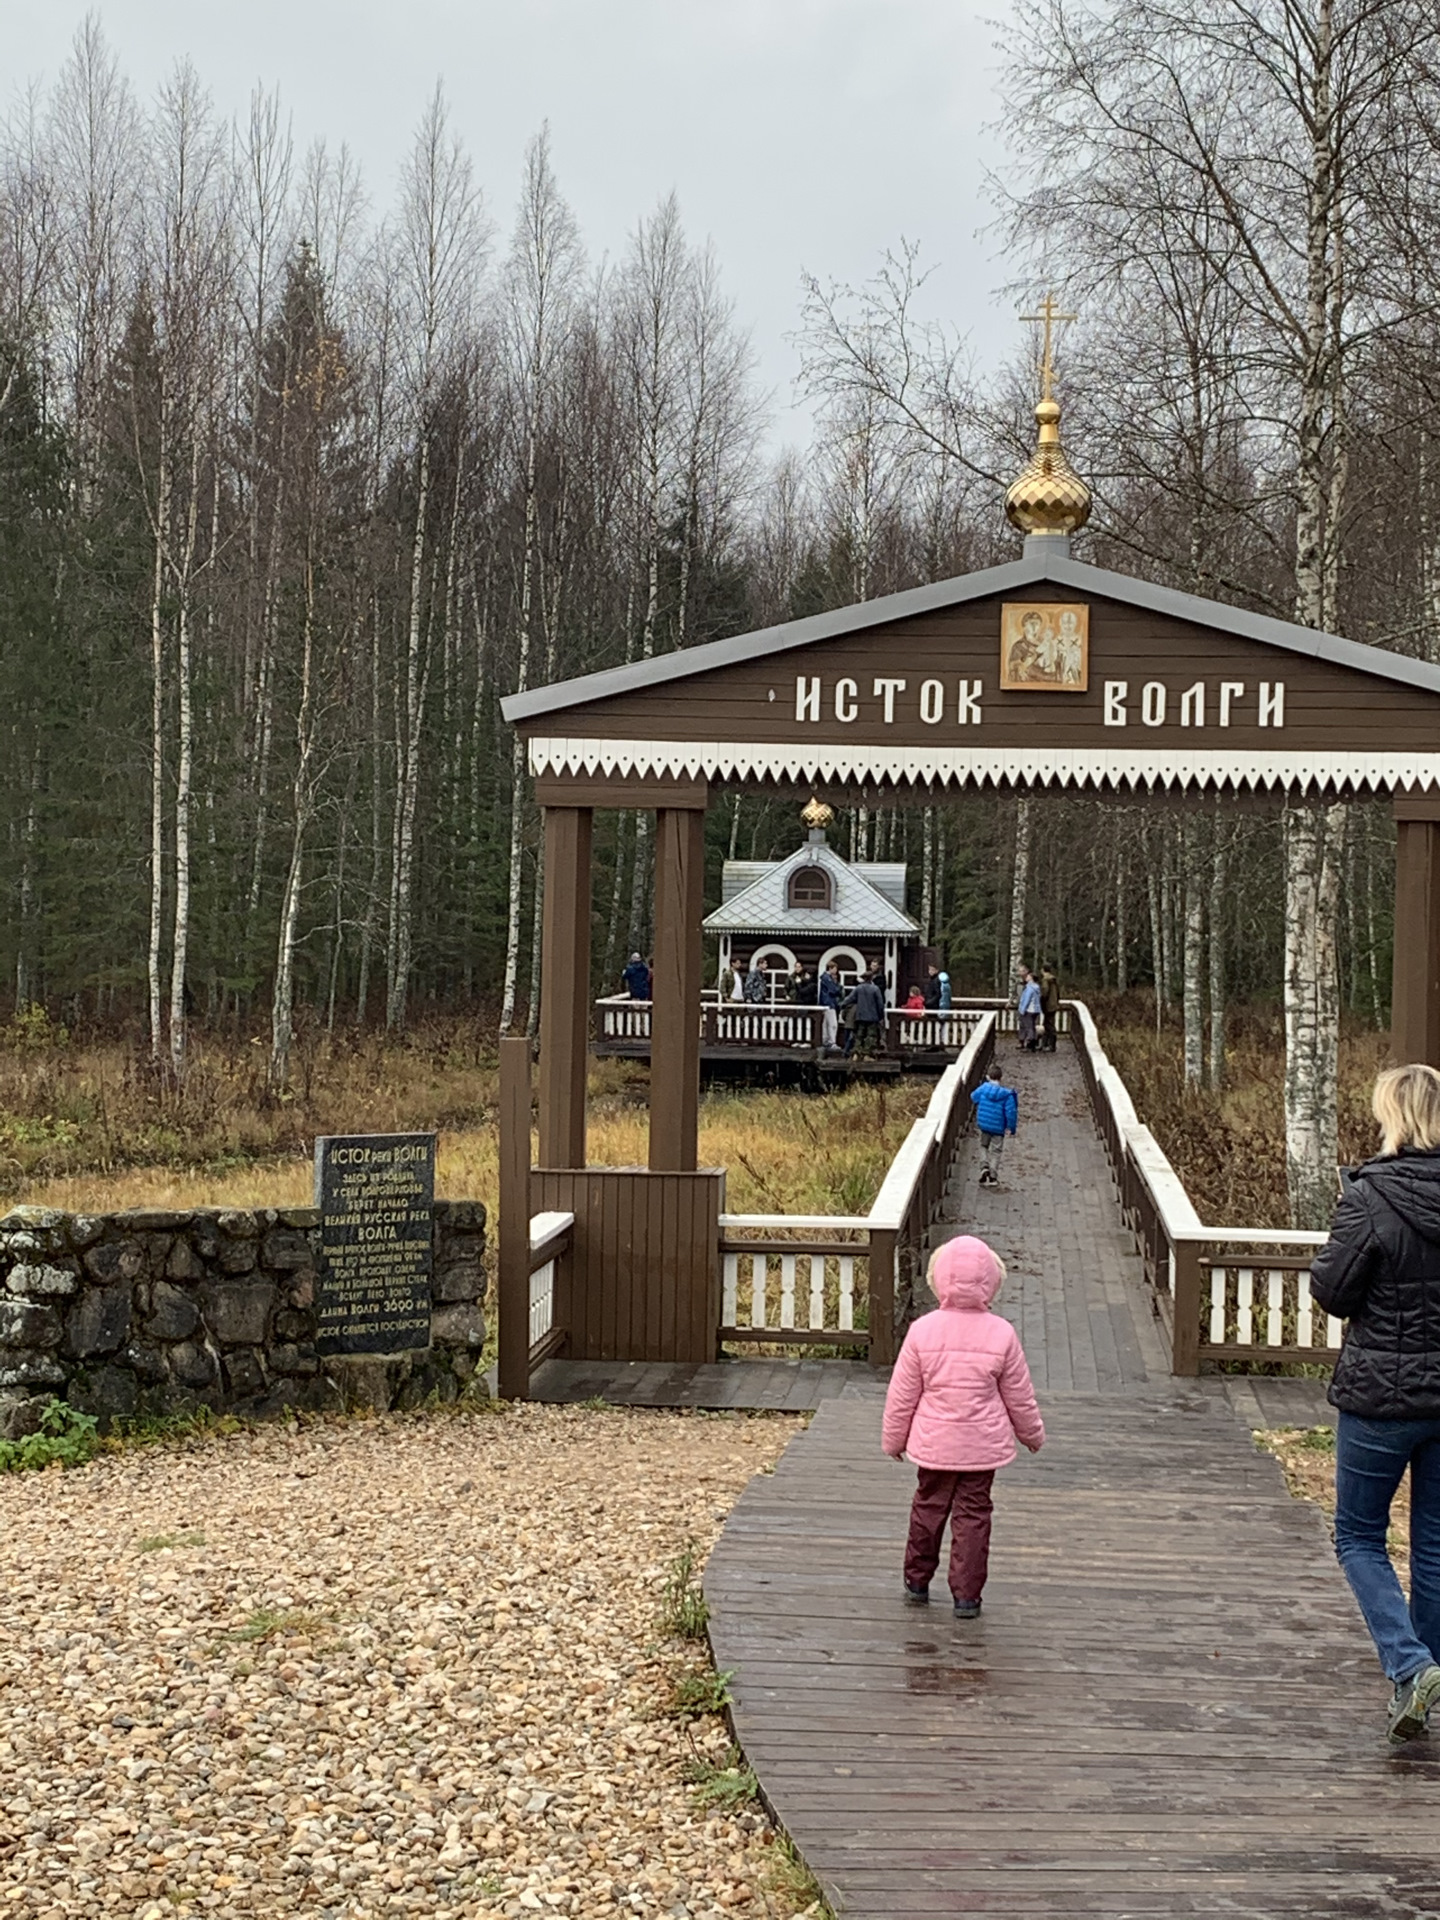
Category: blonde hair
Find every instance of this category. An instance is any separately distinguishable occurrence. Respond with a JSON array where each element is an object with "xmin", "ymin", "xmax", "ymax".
[{"xmin": 1372, "ymin": 1064, "xmax": 1440, "ymax": 1155}]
